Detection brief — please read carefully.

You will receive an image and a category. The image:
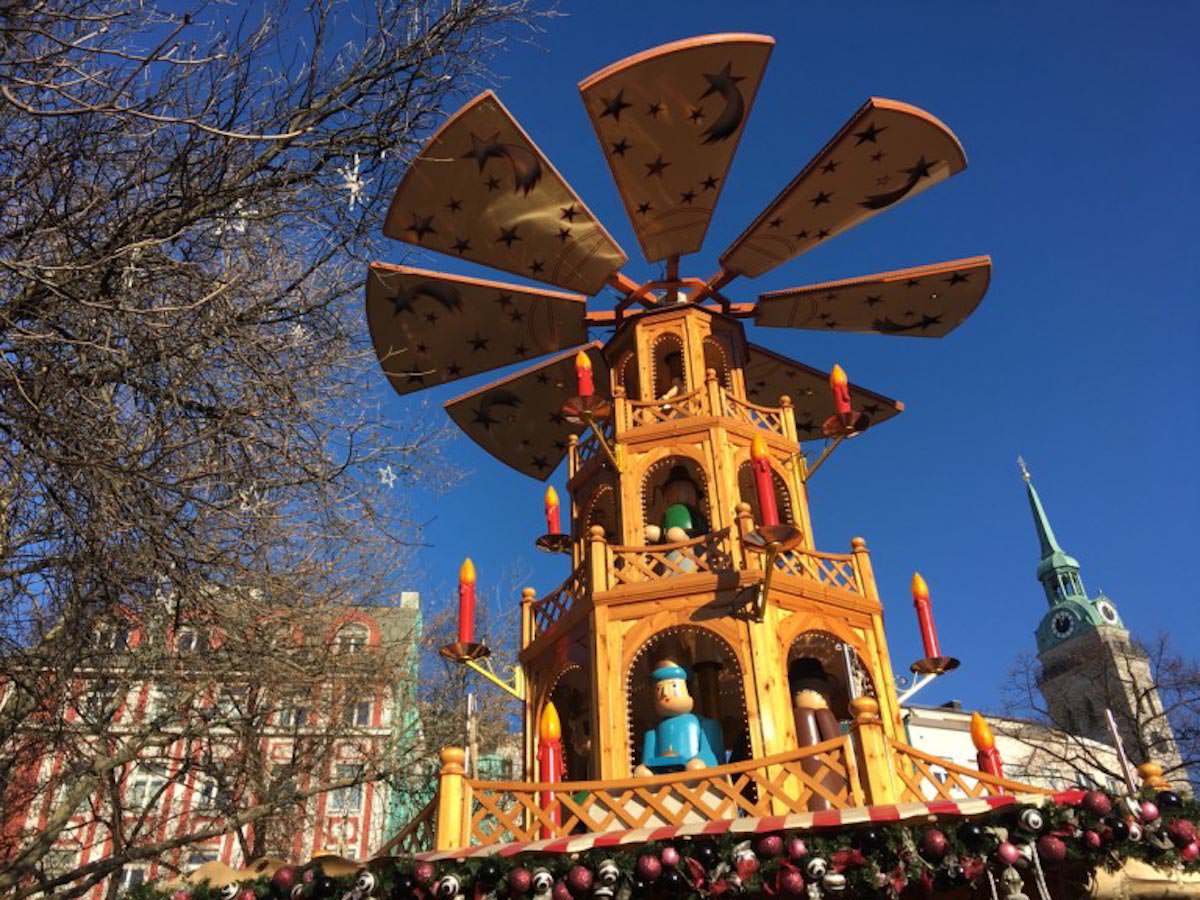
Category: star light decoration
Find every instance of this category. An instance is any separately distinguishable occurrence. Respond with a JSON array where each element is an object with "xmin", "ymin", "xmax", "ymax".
[
  {"xmin": 338, "ymin": 153, "xmax": 369, "ymax": 209},
  {"xmin": 378, "ymin": 465, "xmax": 397, "ymax": 489}
]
